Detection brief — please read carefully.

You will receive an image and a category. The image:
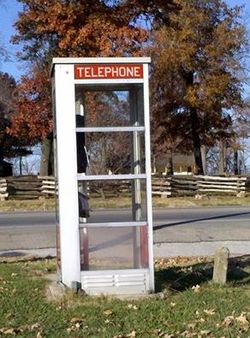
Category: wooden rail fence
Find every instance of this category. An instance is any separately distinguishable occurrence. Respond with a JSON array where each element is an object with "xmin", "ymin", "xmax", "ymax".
[
  {"xmin": 0, "ymin": 175, "xmax": 249, "ymax": 200},
  {"xmin": 152, "ymin": 175, "xmax": 248, "ymax": 197},
  {"xmin": 39, "ymin": 176, "xmax": 57, "ymax": 196},
  {"xmin": 0, "ymin": 179, "xmax": 8, "ymax": 201}
]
